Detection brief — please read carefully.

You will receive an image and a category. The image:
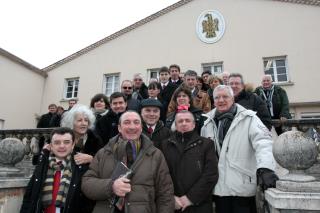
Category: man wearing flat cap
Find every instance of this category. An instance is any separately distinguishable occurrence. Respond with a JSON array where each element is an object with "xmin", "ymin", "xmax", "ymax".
[{"xmin": 140, "ymin": 98, "xmax": 171, "ymax": 147}]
